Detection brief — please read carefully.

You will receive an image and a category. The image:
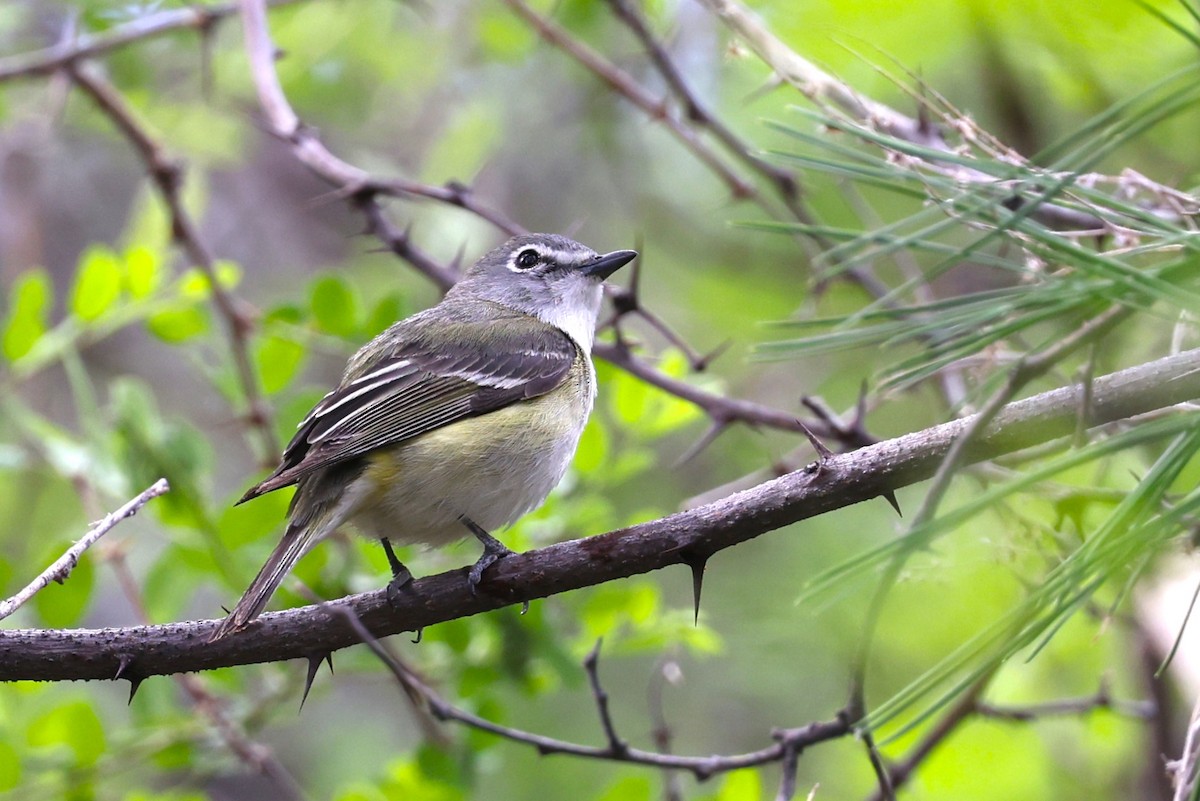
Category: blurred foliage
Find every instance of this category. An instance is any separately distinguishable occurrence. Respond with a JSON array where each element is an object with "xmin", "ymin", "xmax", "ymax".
[{"xmin": 1, "ymin": 1, "xmax": 1199, "ymax": 800}]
